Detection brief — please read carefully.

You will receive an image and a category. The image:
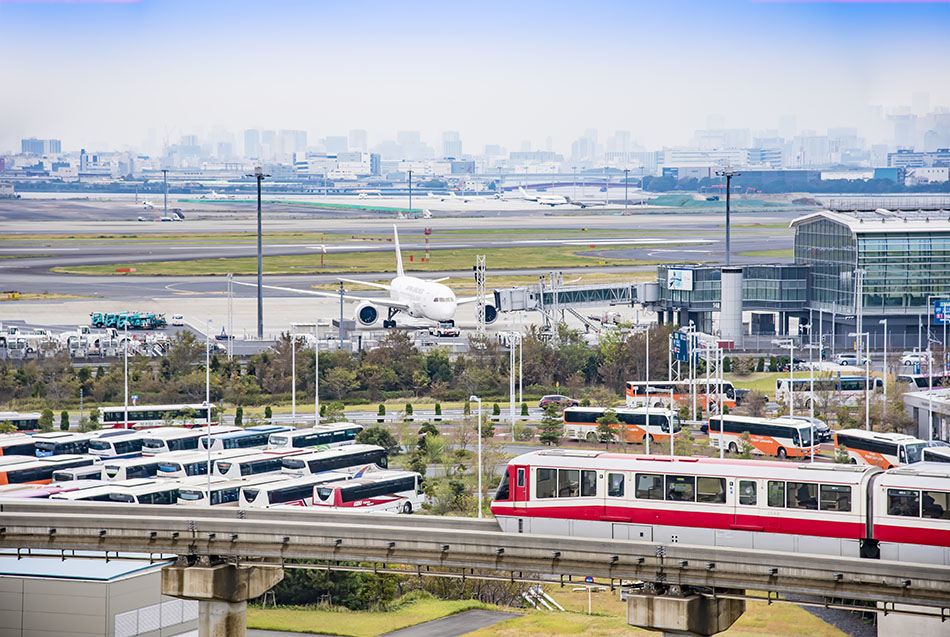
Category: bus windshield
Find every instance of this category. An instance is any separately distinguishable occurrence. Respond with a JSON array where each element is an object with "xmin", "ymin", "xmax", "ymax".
[{"xmin": 906, "ymin": 442, "xmax": 927, "ymax": 464}]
